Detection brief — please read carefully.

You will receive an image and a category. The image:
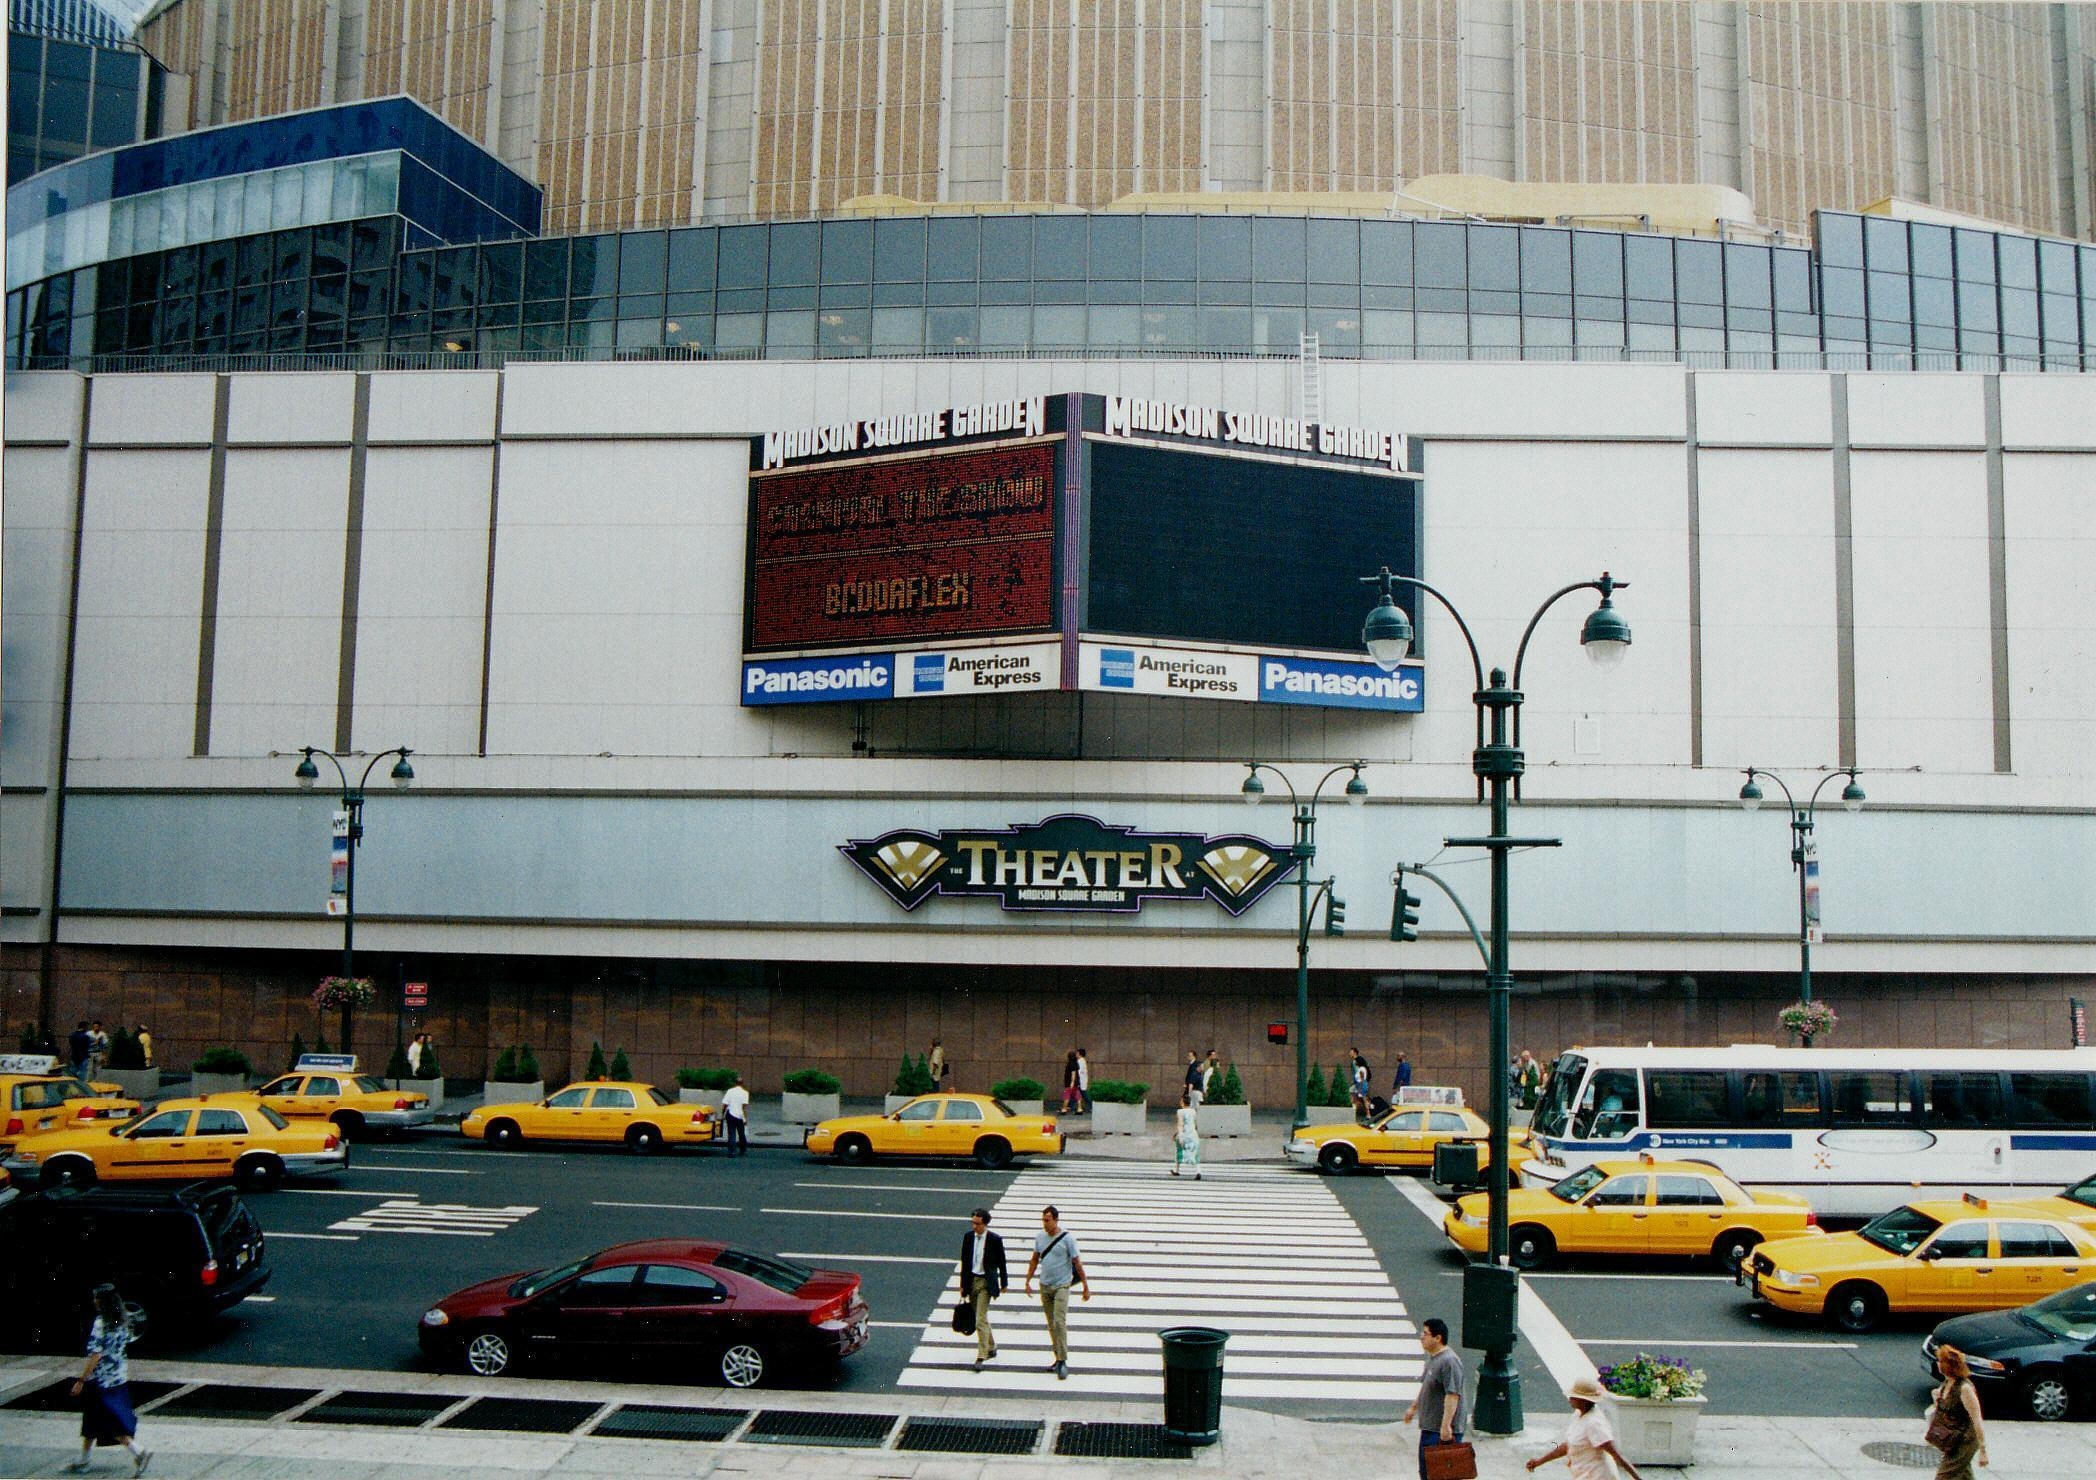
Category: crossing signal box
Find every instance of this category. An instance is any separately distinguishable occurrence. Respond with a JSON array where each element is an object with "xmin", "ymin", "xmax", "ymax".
[
  {"xmin": 1324, "ymin": 893, "xmax": 1347, "ymax": 936},
  {"xmin": 1392, "ymin": 882, "xmax": 1421, "ymax": 942}
]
